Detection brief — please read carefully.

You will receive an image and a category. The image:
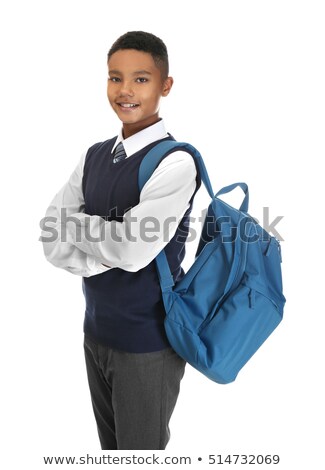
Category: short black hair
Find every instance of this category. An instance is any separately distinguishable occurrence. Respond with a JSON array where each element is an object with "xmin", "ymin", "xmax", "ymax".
[{"xmin": 107, "ymin": 31, "xmax": 169, "ymax": 79}]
